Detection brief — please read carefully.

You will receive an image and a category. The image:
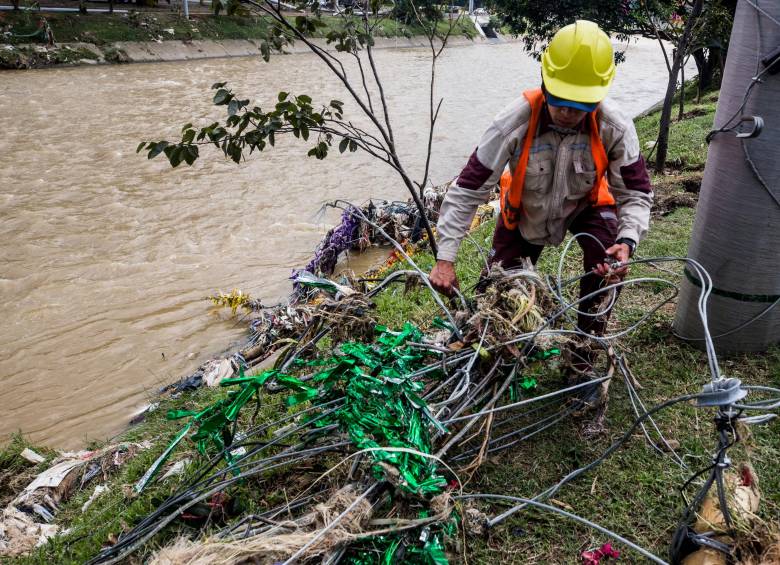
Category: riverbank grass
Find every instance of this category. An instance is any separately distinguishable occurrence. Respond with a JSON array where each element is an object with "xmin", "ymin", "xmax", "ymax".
[
  {"xmin": 1, "ymin": 10, "xmax": 475, "ymax": 45},
  {"xmin": 4, "ymin": 88, "xmax": 779, "ymax": 564}
]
